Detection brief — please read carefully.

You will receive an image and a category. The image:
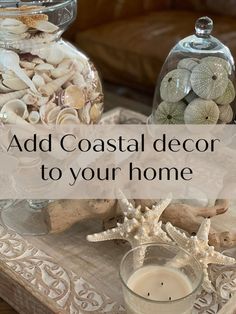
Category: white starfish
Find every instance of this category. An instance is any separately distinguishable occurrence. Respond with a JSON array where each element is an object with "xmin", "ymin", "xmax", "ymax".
[
  {"xmin": 166, "ymin": 219, "xmax": 236, "ymax": 293},
  {"xmin": 87, "ymin": 192, "xmax": 172, "ymax": 249}
]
